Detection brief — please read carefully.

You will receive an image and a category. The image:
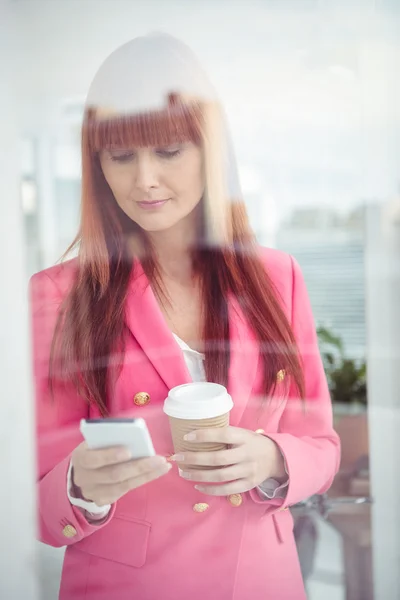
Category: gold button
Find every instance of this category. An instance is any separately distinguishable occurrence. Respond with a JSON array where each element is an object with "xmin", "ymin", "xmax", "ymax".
[
  {"xmin": 134, "ymin": 392, "xmax": 150, "ymax": 406},
  {"xmin": 193, "ymin": 503, "xmax": 209, "ymax": 513},
  {"xmin": 62, "ymin": 524, "xmax": 77, "ymax": 538},
  {"xmin": 228, "ymin": 494, "xmax": 243, "ymax": 507},
  {"xmin": 255, "ymin": 428, "xmax": 265, "ymax": 435},
  {"xmin": 279, "ymin": 506, "xmax": 289, "ymax": 511},
  {"xmin": 276, "ymin": 369, "xmax": 286, "ymax": 383}
]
